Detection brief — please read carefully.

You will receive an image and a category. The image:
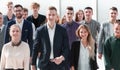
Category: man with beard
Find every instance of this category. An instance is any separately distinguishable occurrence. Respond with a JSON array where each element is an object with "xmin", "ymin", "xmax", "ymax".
[{"xmin": 4, "ymin": 4, "xmax": 33, "ymax": 57}]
